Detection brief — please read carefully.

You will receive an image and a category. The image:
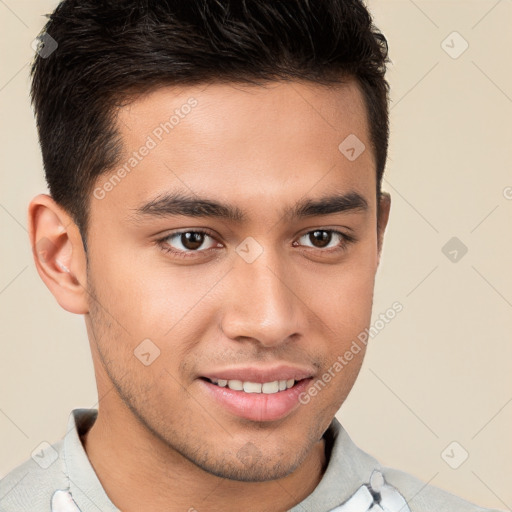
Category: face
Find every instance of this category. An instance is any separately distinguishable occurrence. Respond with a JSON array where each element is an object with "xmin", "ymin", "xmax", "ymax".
[{"xmin": 81, "ymin": 80, "xmax": 389, "ymax": 481}]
